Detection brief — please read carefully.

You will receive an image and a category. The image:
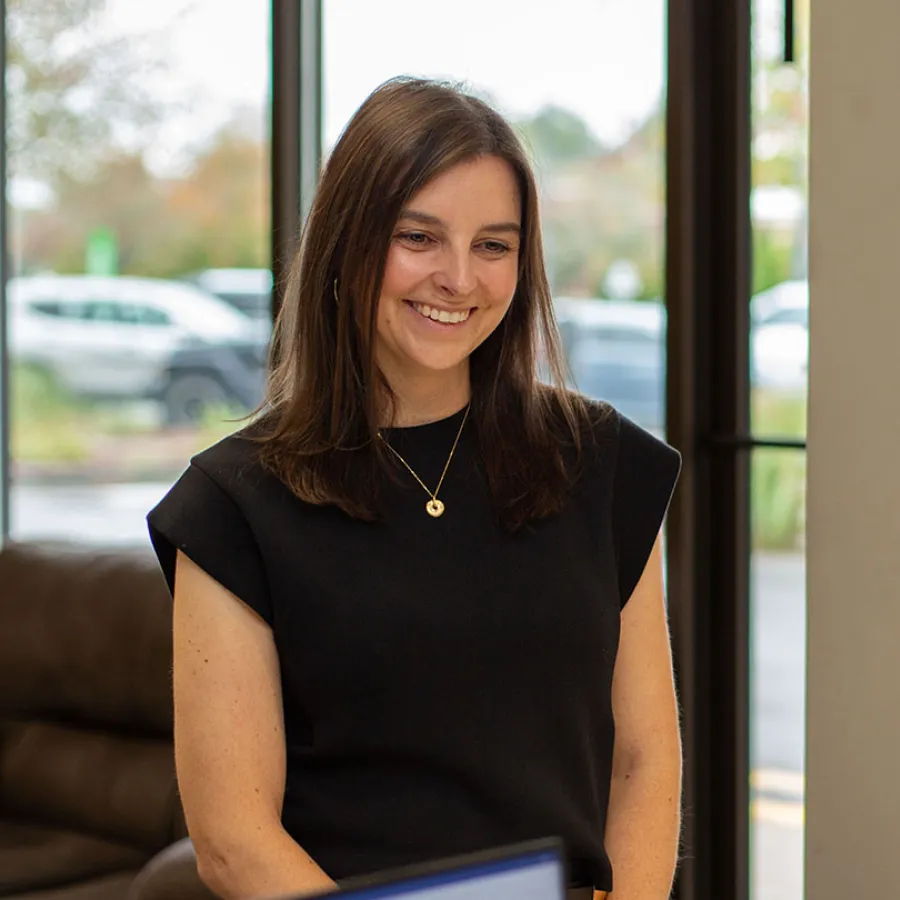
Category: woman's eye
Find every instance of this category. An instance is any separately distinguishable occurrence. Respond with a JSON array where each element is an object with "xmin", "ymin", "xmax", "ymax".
[
  {"xmin": 479, "ymin": 240, "xmax": 510, "ymax": 255},
  {"xmin": 397, "ymin": 231, "xmax": 434, "ymax": 247}
]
